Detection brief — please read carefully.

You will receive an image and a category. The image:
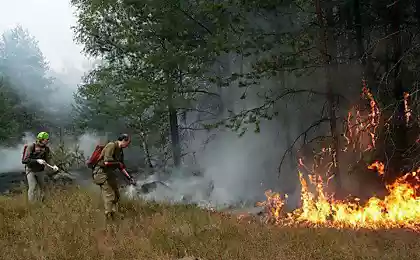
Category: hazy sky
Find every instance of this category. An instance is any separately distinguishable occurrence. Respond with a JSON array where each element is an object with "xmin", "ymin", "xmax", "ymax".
[{"xmin": 0, "ymin": 0, "xmax": 89, "ymax": 72}]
